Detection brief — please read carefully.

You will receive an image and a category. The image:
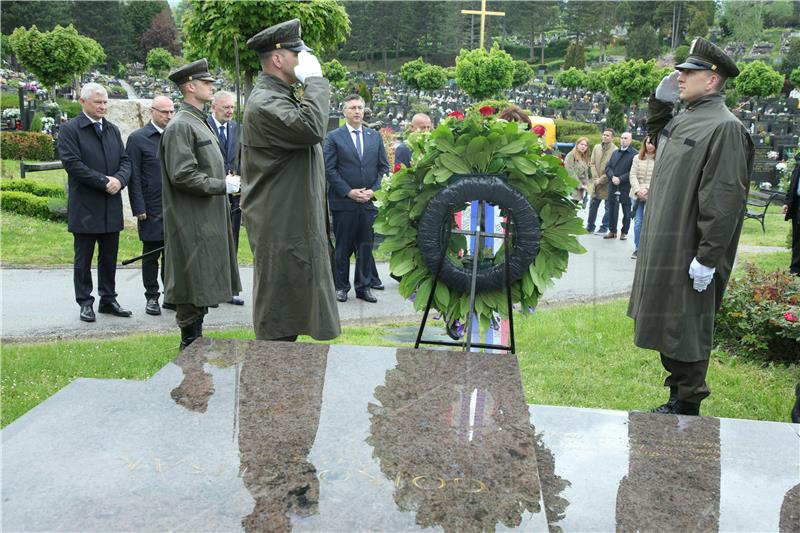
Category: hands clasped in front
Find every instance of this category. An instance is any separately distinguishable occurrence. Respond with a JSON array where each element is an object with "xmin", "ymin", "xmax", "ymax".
[
  {"xmin": 347, "ymin": 188, "xmax": 373, "ymax": 203},
  {"xmin": 105, "ymin": 176, "xmax": 122, "ymax": 195},
  {"xmin": 225, "ymin": 174, "xmax": 241, "ymax": 194},
  {"xmin": 688, "ymin": 257, "xmax": 715, "ymax": 292}
]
